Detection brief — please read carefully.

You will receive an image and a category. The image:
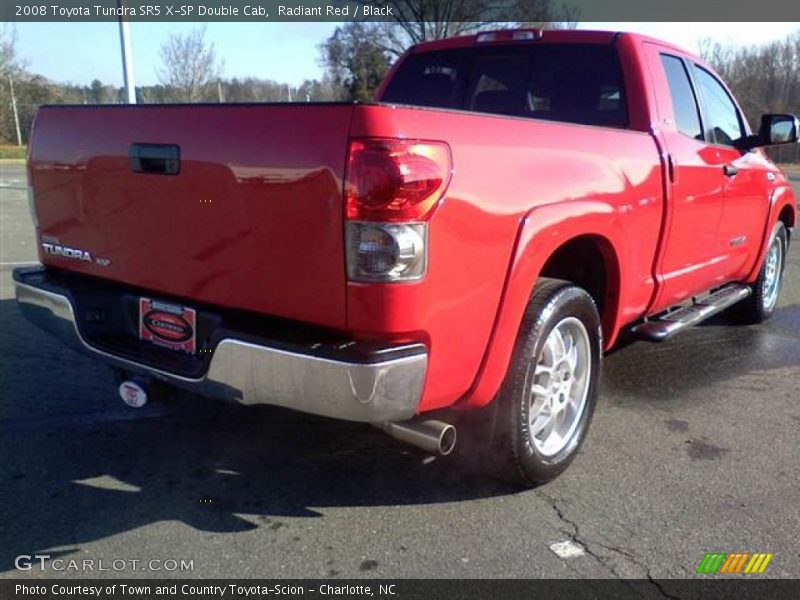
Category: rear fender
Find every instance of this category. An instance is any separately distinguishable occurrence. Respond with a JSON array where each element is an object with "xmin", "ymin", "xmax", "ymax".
[{"xmin": 461, "ymin": 200, "xmax": 626, "ymax": 409}]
